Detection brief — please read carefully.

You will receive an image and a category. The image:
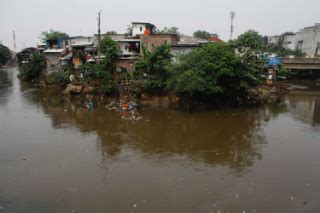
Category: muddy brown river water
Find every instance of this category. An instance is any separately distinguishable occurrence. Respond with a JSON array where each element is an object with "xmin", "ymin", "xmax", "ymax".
[{"xmin": 1, "ymin": 67, "xmax": 320, "ymax": 212}]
